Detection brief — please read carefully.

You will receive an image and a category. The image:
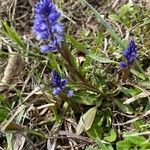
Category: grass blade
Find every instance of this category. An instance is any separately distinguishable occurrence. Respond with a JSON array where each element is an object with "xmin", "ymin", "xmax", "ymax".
[
  {"xmin": 1, "ymin": 21, "xmax": 26, "ymax": 50},
  {"xmin": 82, "ymin": 0, "xmax": 126, "ymax": 49},
  {"xmin": 88, "ymin": 53, "xmax": 118, "ymax": 64}
]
